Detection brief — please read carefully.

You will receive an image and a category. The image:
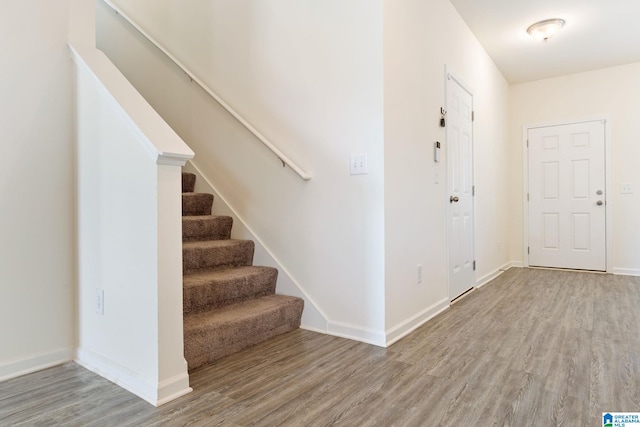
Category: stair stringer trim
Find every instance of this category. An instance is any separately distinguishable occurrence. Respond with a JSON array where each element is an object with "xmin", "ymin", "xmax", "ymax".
[{"xmin": 183, "ymin": 161, "xmax": 328, "ymax": 334}]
